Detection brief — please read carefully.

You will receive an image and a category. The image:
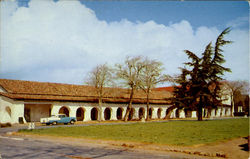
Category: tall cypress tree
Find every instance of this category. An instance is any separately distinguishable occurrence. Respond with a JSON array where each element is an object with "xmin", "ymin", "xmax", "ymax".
[{"xmin": 174, "ymin": 28, "xmax": 232, "ymax": 121}]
